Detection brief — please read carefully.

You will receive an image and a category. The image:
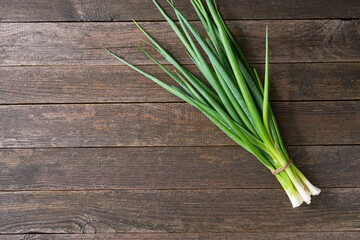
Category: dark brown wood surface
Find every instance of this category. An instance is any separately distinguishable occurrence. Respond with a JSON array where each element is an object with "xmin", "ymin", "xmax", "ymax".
[
  {"xmin": 0, "ymin": 0, "xmax": 359, "ymax": 239},
  {"xmin": 1, "ymin": 0, "xmax": 359, "ymax": 22},
  {"xmin": 1, "ymin": 232, "xmax": 360, "ymax": 240},
  {"xmin": 1, "ymin": 63, "xmax": 359, "ymax": 104},
  {"xmin": 0, "ymin": 189, "xmax": 359, "ymax": 233},
  {"xmin": 1, "ymin": 20, "xmax": 359, "ymax": 66},
  {"xmin": 0, "ymin": 102, "xmax": 358, "ymax": 148},
  {"xmin": 0, "ymin": 146, "xmax": 358, "ymax": 190}
]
